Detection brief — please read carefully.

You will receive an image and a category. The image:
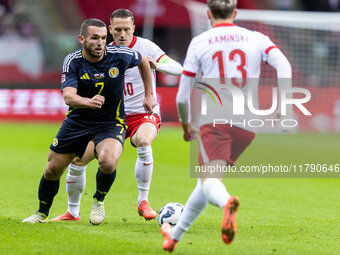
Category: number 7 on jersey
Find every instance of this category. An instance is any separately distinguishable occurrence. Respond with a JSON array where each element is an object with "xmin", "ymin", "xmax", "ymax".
[{"xmin": 95, "ymin": 82, "xmax": 104, "ymax": 95}]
